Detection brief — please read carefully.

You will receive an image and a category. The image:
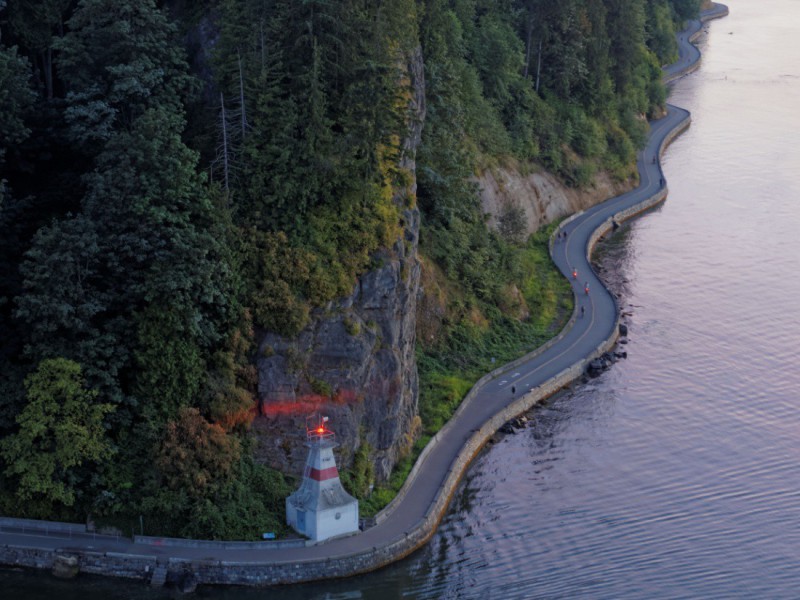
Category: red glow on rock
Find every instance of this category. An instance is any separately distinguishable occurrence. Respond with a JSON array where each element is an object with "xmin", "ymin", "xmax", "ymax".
[
  {"xmin": 259, "ymin": 389, "xmax": 360, "ymax": 417},
  {"xmin": 261, "ymin": 398, "xmax": 326, "ymax": 417}
]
